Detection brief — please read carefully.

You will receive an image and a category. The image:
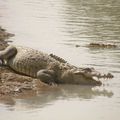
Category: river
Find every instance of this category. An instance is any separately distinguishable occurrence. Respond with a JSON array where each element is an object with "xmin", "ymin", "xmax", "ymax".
[{"xmin": 0, "ymin": 0, "xmax": 120, "ymax": 120}]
